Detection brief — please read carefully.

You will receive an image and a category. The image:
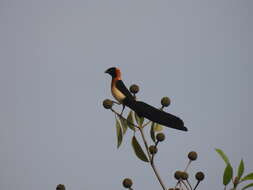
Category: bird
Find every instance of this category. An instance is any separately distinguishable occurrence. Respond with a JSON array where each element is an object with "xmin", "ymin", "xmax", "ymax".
[{"xmin": 105, "ymin": 67, "xmax": 187, "ymax": 131}]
